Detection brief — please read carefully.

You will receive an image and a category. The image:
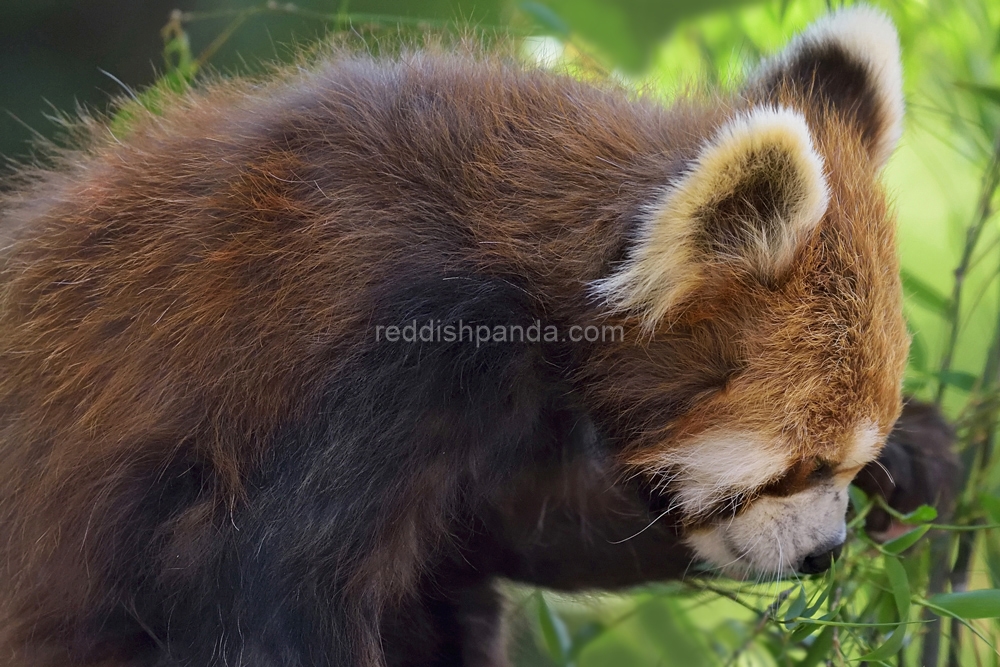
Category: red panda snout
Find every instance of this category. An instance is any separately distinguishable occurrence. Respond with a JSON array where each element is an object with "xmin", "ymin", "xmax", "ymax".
[
  {"xmin": 663, "ymin": 422, "xmax": 885, "ymax": 577},
  {"xmin": 686, "ymin": 478, "xmax": 850, "ymax": 578}
]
